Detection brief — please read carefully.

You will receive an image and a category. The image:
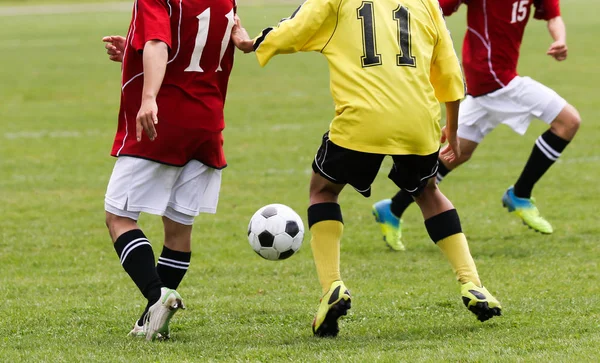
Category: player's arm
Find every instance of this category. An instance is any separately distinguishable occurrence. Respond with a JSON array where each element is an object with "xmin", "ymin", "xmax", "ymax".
[
  {"xmin": 546, "ymin": 16, "xmax": 567, "ymax": 61},
  {"xmin": 231, "ymin": 0, "xmax": 338, "ymax": 66},
  {"xmin": 131, "ymin": 0, "xmax": 172, "ymax": 141},
  {"xmin": 137, "ymin": 40, "xmax": 169, "ymax": 142},
  {"xmin": 429, "ymin": 0, "xmax": 465, "ymax": 161},
  {"xmin": 440, "ymin": 100, "xmax": 461, "ymax": 162},
  {"xmin": 438, "ymin": 0, "xmax": 464, "ymax": 16},
  {"xmin": 533, "ymin": 0, "xmax": 566, "ymax": 61}
]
